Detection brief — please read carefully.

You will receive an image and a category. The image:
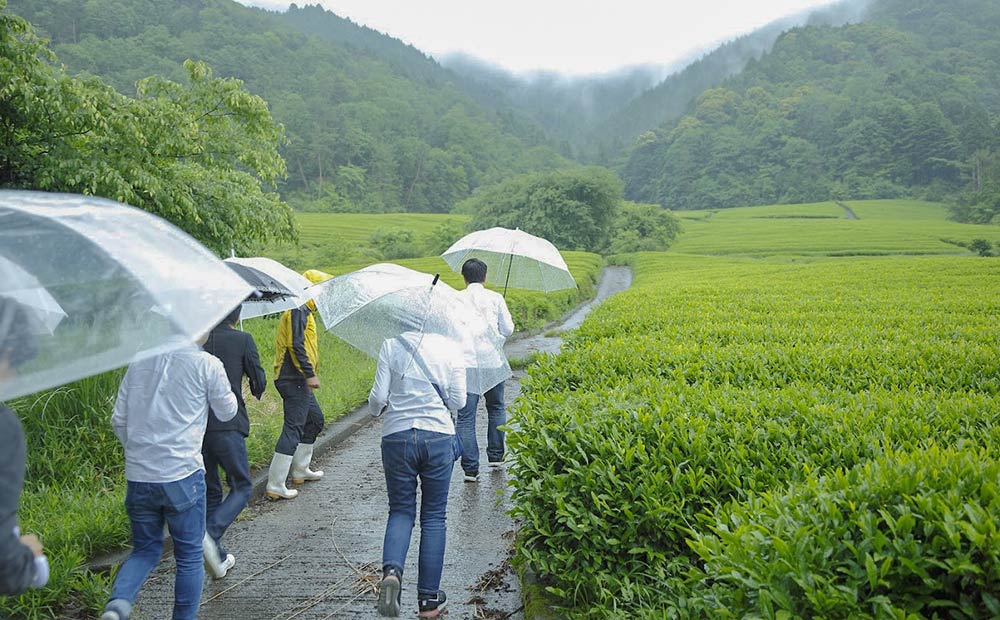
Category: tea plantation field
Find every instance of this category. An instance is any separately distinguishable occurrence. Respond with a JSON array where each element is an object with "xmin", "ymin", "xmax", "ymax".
[
  {"xmin": 512, "ymin": 202, "xmax": 1000, "ymax": 618},
  {"xmin": 672, "ymin": 199, "xmax": 1000, "ymax": 257}
]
